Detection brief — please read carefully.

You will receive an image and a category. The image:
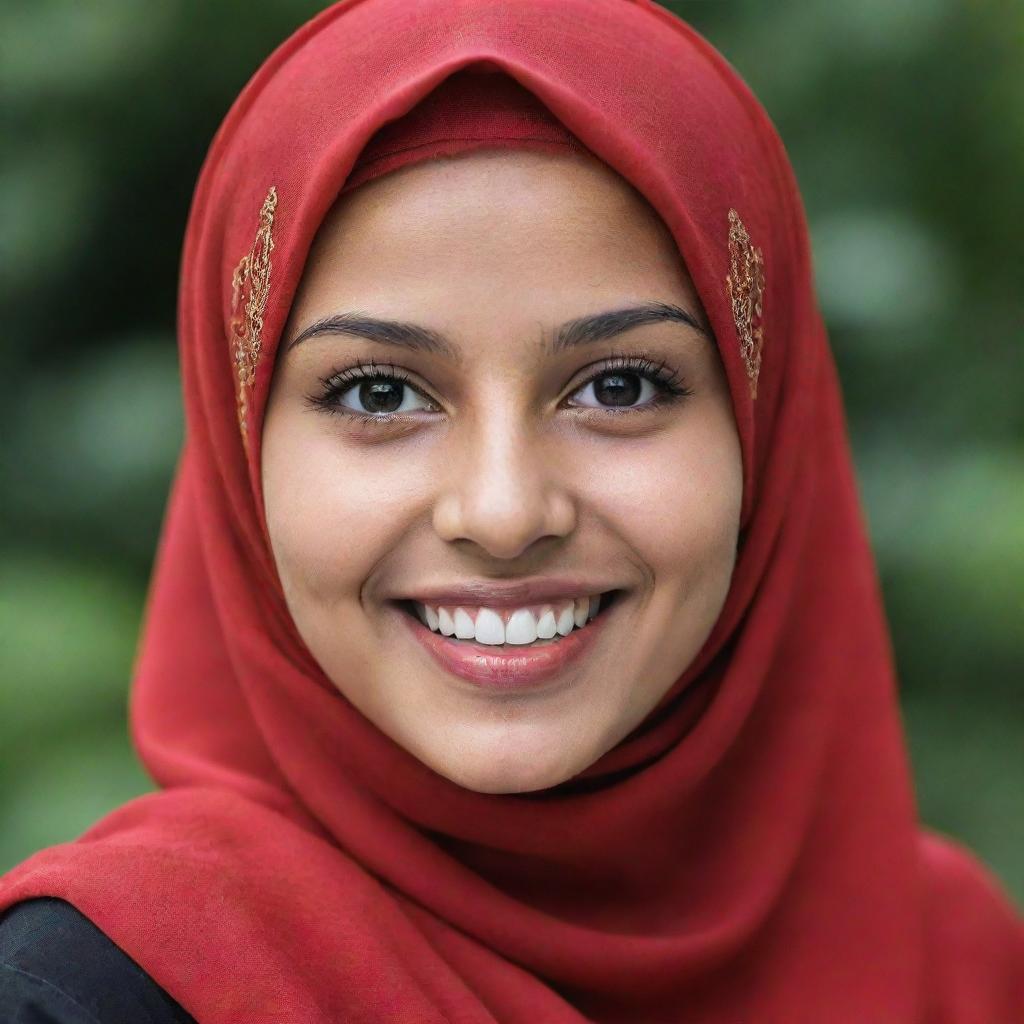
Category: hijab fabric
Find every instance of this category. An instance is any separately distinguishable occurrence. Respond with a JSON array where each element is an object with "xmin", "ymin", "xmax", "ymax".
[{"xmin": 2, "ymin": 1, "xmax": 1022, "ymax": 1020}]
